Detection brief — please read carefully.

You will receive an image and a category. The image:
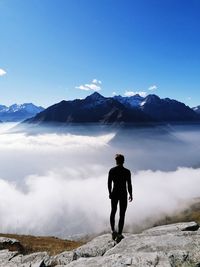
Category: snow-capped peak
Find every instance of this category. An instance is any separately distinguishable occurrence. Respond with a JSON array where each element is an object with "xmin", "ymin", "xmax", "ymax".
[
  {"xmin": 0, "ymin": 102, "xmax": 45, "ymax": 122},
  {"xmin": 6, "ymin": 103, "xmax": 44, "ymax": 113},
  {"xmin": 114, "ymin": 94, "xmax": 144, "ymax": 108}
]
